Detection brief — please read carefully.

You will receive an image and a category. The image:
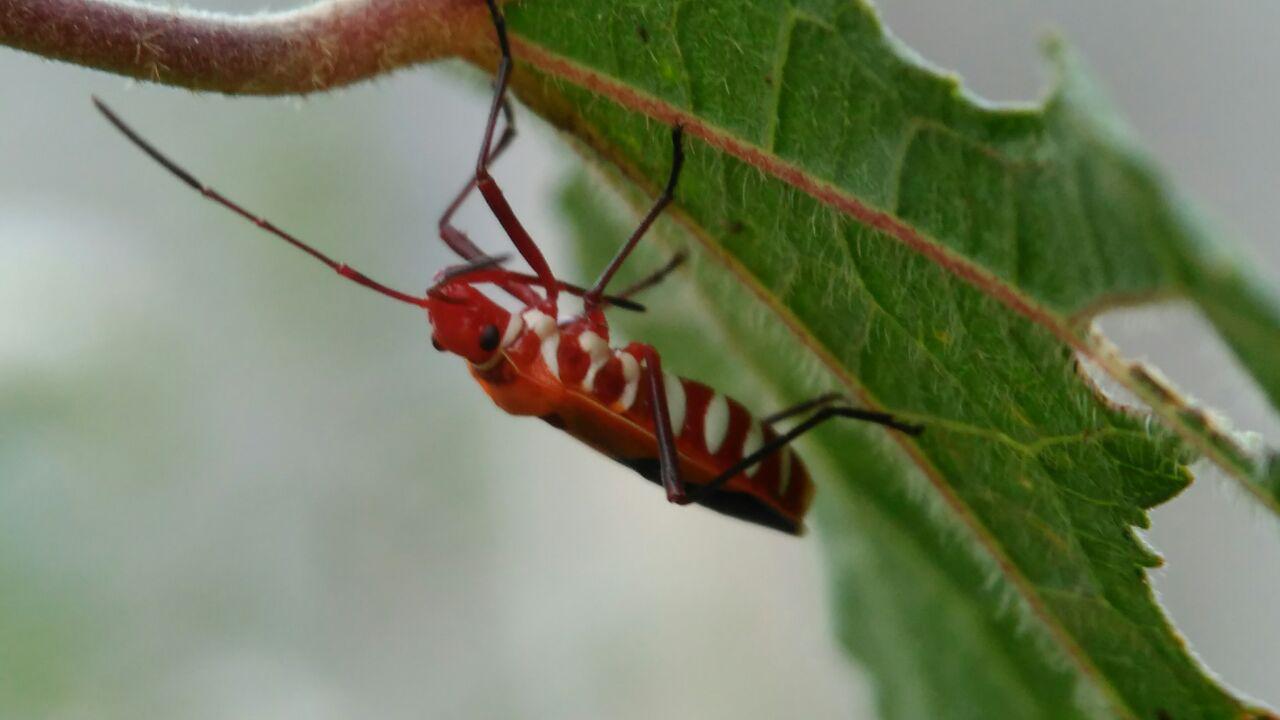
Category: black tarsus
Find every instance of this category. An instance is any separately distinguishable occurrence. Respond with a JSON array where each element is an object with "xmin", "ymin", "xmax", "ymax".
[
  {"xmin": 689, "ymin": 404, "xmax": 924, "ymax": 501},
  {"xmin": 760, "ymin": 392, "xmax": 842, "ymax": 425},
  {"xmin": 484, "ymin": 0, "xmax": 511, "ymax": 59},
  {"xmin": 617, "ymin": 251, "xmax": 688, "ymax": 300}
]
